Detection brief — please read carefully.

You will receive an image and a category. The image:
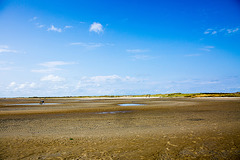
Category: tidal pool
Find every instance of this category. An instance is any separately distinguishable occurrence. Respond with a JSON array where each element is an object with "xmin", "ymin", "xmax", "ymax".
[{"xmin": 96, "ymin": 111, "xmax": 132, "ymax": 114}]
